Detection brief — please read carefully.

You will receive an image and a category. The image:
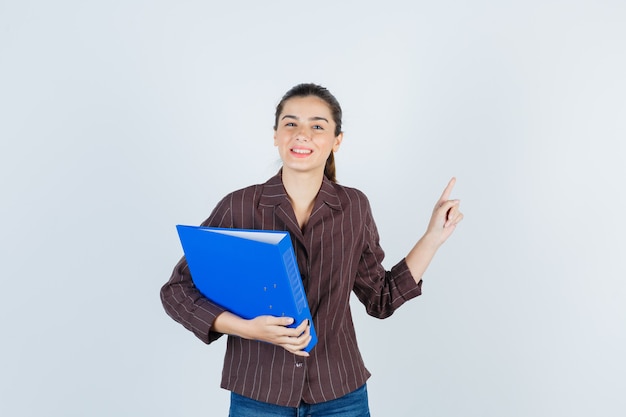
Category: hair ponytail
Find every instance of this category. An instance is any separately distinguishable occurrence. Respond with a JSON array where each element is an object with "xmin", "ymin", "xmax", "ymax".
[{"xmin": 325, "ymin": 153, "xmax": 337, "ymax": 183}]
